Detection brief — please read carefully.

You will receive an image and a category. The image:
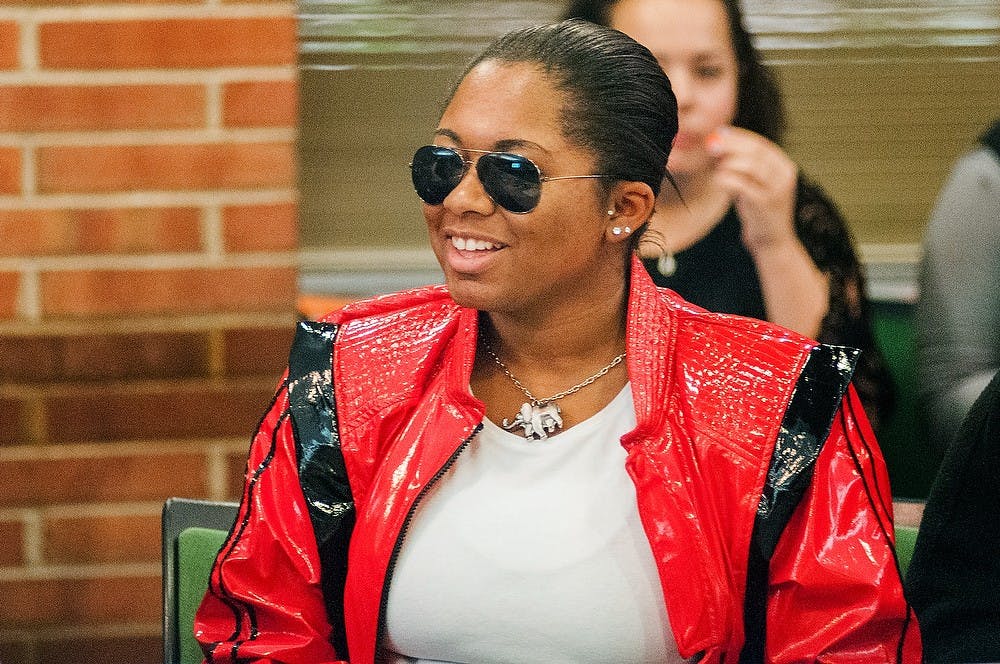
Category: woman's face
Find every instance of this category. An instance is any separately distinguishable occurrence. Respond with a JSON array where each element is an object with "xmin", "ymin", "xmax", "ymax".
[
  {"xmin": 610, "ymin": 0, "xmax": 739, "ymax": 178},
  {"xmin": 422, "ymin": 61, "xmax": 616, "ymax": 317}
]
